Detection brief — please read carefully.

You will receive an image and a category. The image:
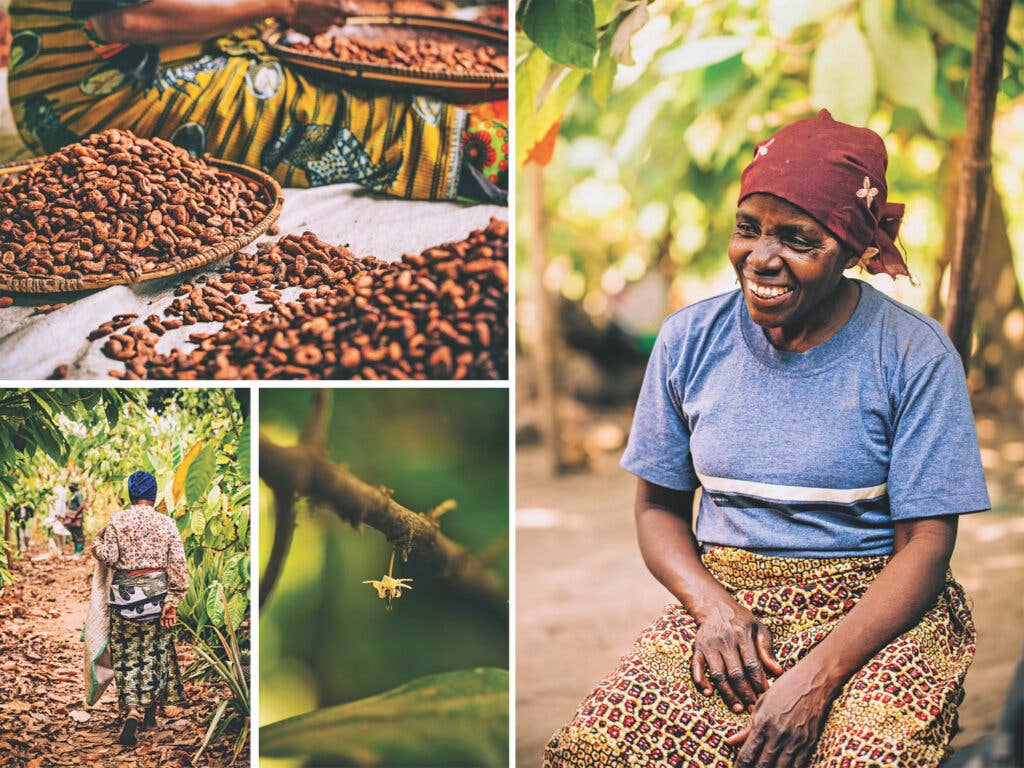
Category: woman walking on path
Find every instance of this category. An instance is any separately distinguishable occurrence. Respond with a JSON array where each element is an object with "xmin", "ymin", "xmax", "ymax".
[
  {"xmin": 91, "ymin": 470, "xmax": 190, "ymax": 748},
  {"xmin": 544, "ymin": 110, "xmax": 989, "ymax": 768}
]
